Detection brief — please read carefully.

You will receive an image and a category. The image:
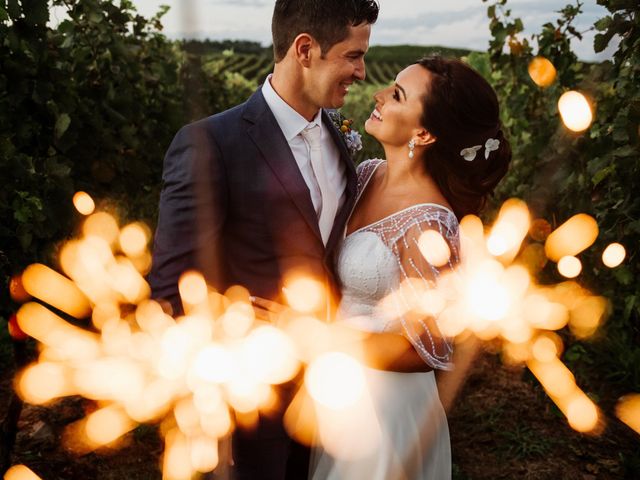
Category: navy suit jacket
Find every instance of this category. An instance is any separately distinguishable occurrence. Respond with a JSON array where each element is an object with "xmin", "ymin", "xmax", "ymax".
[{"xmin": 149, "ymin": 89, "xmax": 358, "ymax": 315}]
